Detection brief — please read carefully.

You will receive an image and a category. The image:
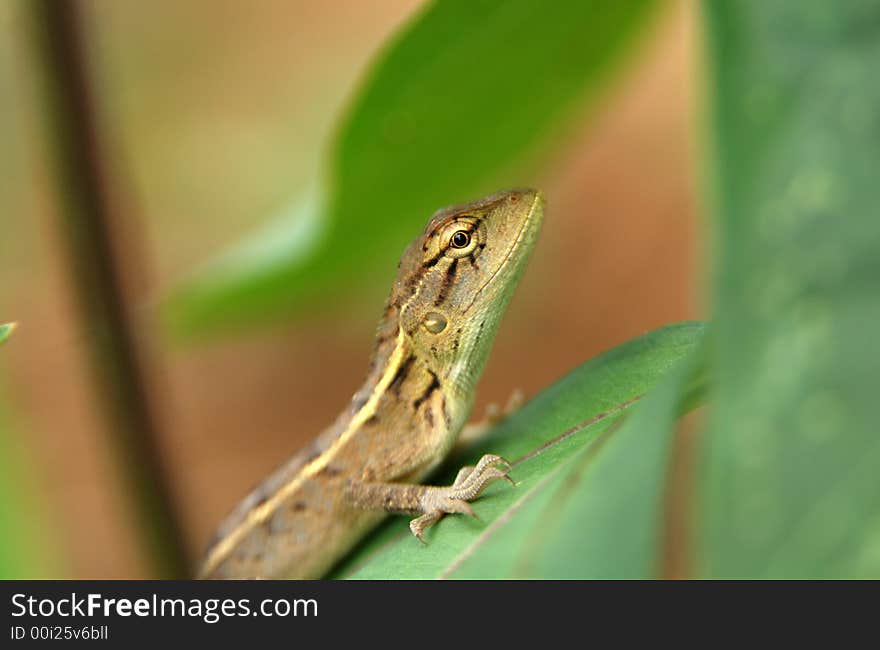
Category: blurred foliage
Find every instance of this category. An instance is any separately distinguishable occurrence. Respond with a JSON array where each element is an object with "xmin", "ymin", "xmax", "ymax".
[
  {"xmin": 334, "ymin": 323, "xmax": 705, "ymax": 579},
  {"xmin": 0, "ymin": 324, "xmax": 58, "ymax": 578},
  {"xmin": 0, "ymin": 322, "xmax": 16, "ymax": 345},
  {"xmin": 0, "ymin": 400, "xmax": 57, "ymax": 579},
  {"xmin": 165, "ymin": 0, "xmax": 663, "ymax": 335},
  {"xmin": 696, "ymin": 0, "xmax": 880, "ymax": 578}
]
